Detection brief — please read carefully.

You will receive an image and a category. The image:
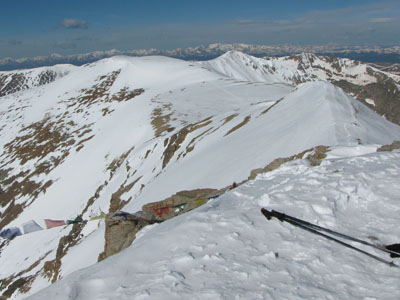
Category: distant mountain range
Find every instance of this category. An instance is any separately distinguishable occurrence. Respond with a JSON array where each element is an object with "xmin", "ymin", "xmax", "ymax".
[{"xmin": 2, "ymin": 43, "xmax": 400, "ymax": 71}]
